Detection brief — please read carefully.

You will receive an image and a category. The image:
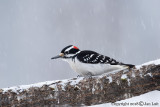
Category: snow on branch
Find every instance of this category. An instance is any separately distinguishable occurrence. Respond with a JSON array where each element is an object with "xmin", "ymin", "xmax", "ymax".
[{"xmin": 0, "ymin": 59, "xmax": 160, "ymax": 106}]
